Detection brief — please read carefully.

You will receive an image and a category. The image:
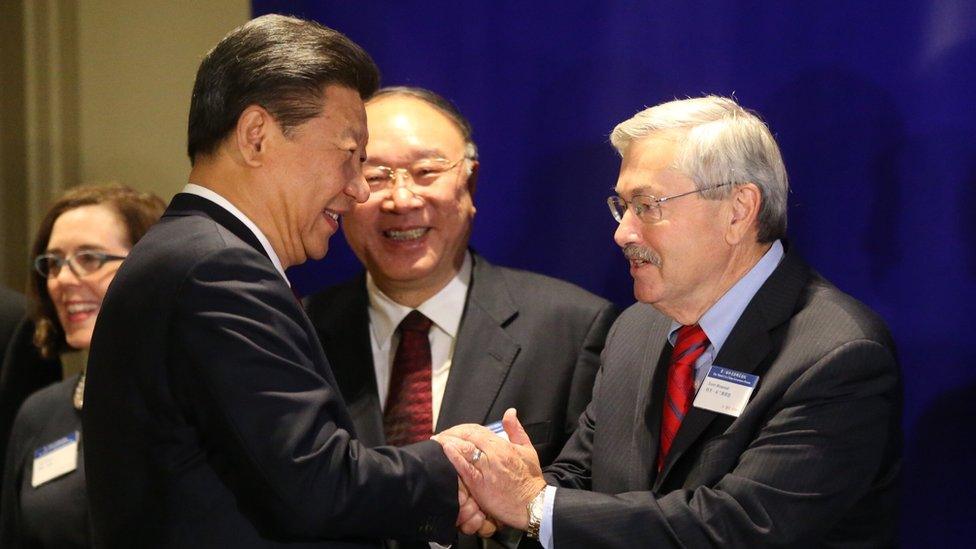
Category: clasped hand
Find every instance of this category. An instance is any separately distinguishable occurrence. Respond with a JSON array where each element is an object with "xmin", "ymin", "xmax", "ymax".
[{"xmin": 433, "ymin": 408, "xmax": 547, "ymax": 537}]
